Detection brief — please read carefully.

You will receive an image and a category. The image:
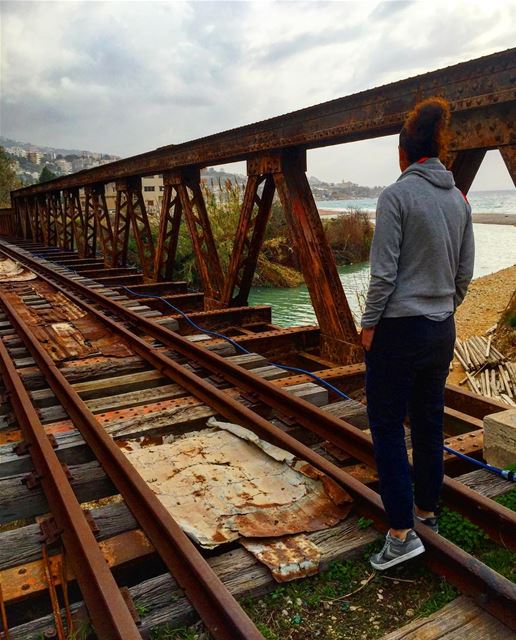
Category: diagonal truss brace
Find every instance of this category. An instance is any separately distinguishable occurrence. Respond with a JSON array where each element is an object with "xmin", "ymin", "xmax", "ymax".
[
  {"xmin": 84, "ymin": 184, "xmax": 112, "ymax": 265},
  {"xmin": 222, "ymin": 165, "xmax": 276, "ymax": 307},
  {"xmin": 153, "ymin": 172, "xmax": 183, "ymax": 282},
  {"xmin": 113, "ymin": 177, "xmax": 155, "ymax": 279},
  {"xmin": 168, "ymin": 168, "xmax": 224, "ymax": 307}
]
